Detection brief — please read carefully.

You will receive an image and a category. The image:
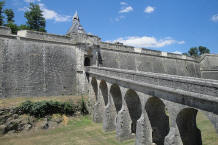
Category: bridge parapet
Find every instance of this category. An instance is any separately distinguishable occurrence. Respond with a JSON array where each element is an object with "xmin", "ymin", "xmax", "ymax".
[
  {"xmin": 86, "ymin": 66, "xmax": 218, "ymax": 116},
  {"xmin": 86, "ymin": 66, "xmax": 218, "ymax": 98}
]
